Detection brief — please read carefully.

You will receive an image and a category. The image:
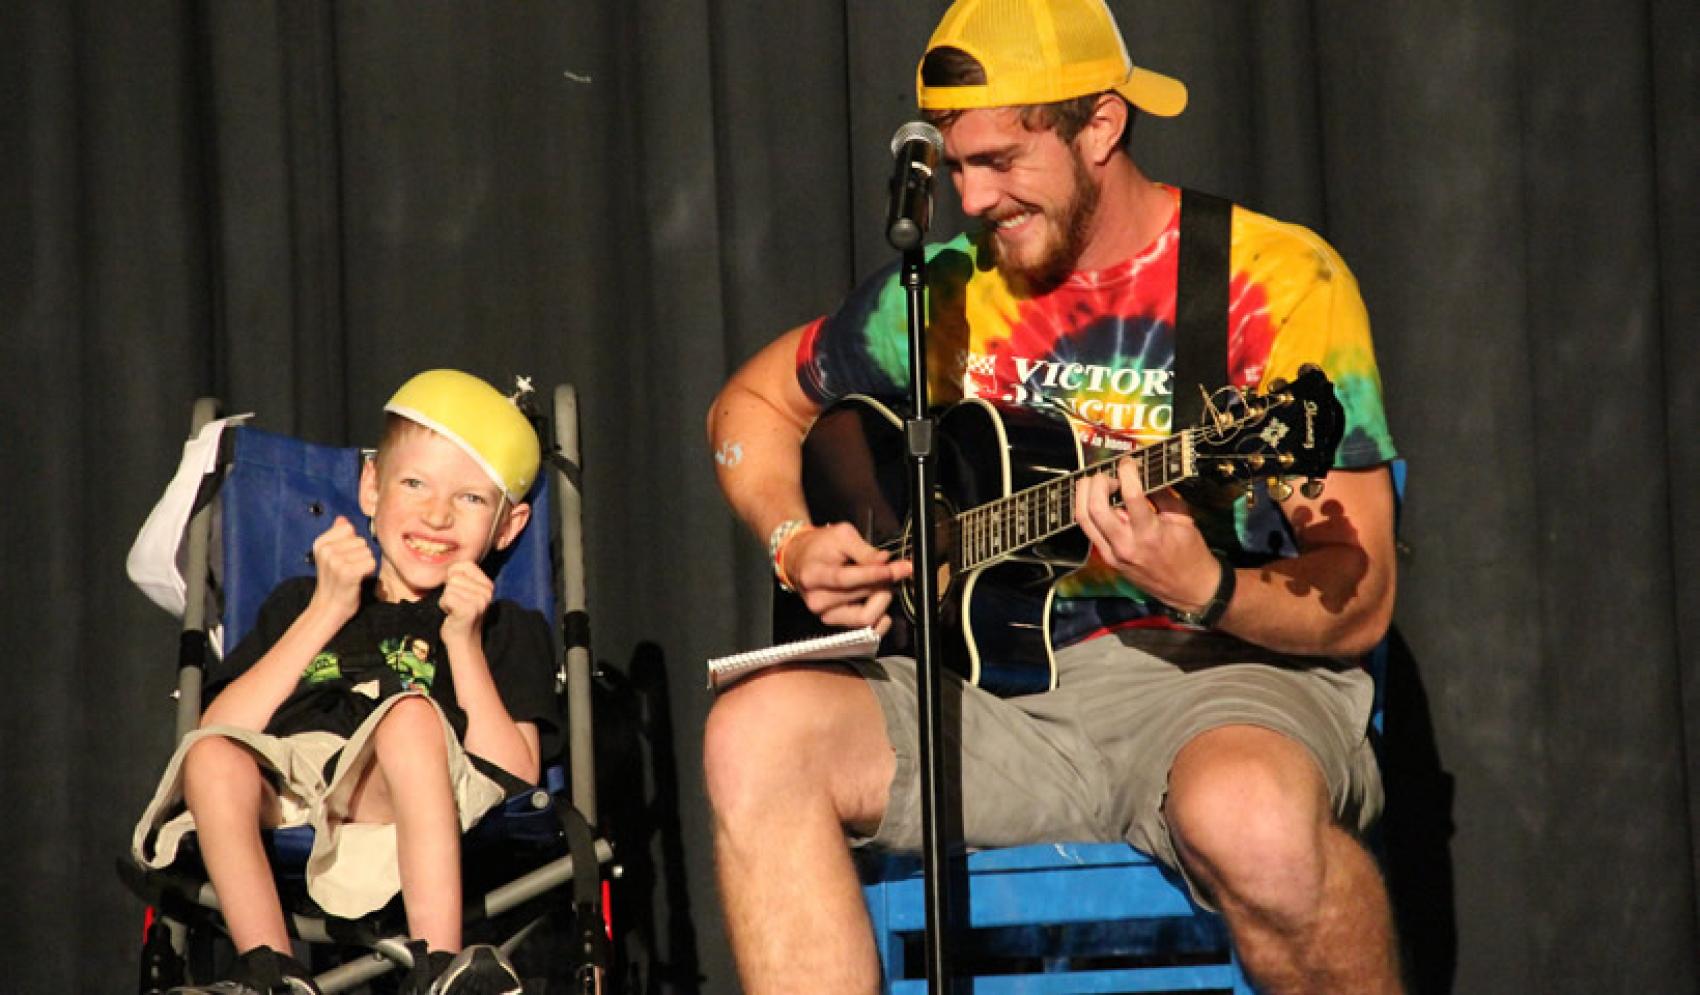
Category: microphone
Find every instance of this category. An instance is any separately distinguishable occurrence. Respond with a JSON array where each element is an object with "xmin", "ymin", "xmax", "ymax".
[{"xmin": 885, "ymin": 121, "xmax": 944, "ymax": 251}]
